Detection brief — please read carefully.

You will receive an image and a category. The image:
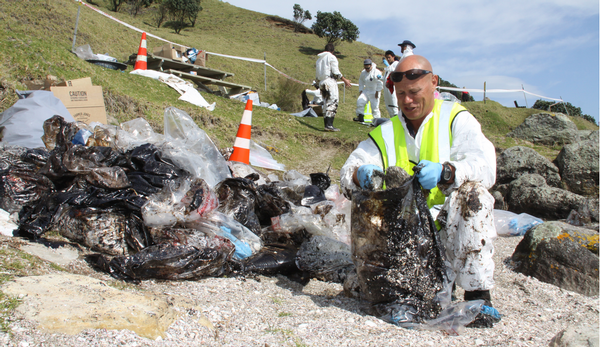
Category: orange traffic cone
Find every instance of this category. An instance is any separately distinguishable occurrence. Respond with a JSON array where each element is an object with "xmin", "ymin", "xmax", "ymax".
[
  {"xmin": 229, "ymin": 100, "xmax": 253, "ymax": 164},
  {"xmin": 134, "ymin": 32, "xmax": 147, "ymax": 70}
]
